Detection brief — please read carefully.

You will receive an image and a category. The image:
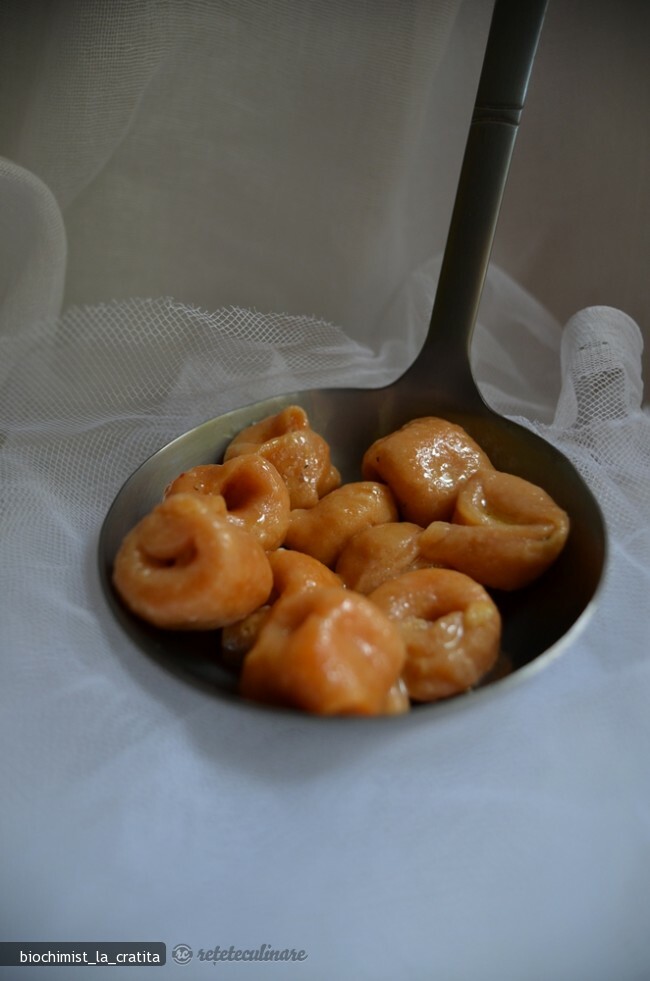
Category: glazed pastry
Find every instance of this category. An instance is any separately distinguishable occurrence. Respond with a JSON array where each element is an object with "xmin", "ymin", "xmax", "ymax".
[
  {"xmin": 369, "ymin": 568, "xmax": 501, "ymax": 702},
  {"xmin": 362, "ymin": 416, "xmax": 493, "ymax": 524},
  {"xmin": 335, "ymin": 521, "xmax": 428, "ymax": 594},
  {"xmin": 165, "ymin": 454, "xmax": 290, "ymax": 551},
  {"xmin": 284, "ymin": 481, "xmax": 399, "ymax": 568},
  {"xmin": 419, "ymin": 469, "xmax": 570, "ymax": 590},
  {"xmin": 112, "ymin": 493, "xmax": 273, "ymax": 630},
  {"xmin": 240, "ymin": 587, "xmax": 406, "ymax": 715},
  {"xmin": 221, "ymin": 548, "xmax": 344, "ymax": 664},
  {"xmin": 224, "ymin": 405, "xmax": 340, "ymax": 508}
]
